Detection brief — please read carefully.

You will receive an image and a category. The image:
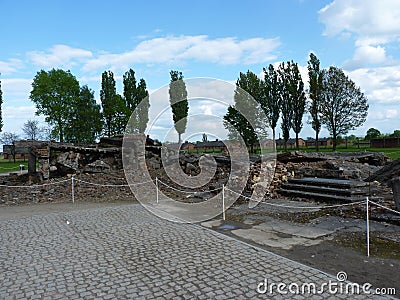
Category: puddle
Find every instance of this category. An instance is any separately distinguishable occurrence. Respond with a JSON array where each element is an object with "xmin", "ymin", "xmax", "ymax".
[{"xmin": 218, "ymin": 224, "xmax": 237, "ymax": 230}]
